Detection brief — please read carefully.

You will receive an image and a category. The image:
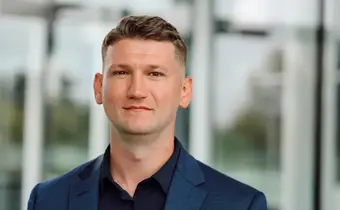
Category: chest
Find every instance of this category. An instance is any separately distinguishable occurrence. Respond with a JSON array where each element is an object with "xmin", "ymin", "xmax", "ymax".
[{"xmin": 99, "ymin": 178, "xmax": 167, "ymax": 210}]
